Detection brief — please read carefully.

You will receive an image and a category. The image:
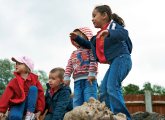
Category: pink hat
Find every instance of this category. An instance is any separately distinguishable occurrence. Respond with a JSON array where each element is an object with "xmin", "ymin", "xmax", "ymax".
[{"xmin": 11, "ymin": 56, "xmax": 34, "ymax": 71}]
